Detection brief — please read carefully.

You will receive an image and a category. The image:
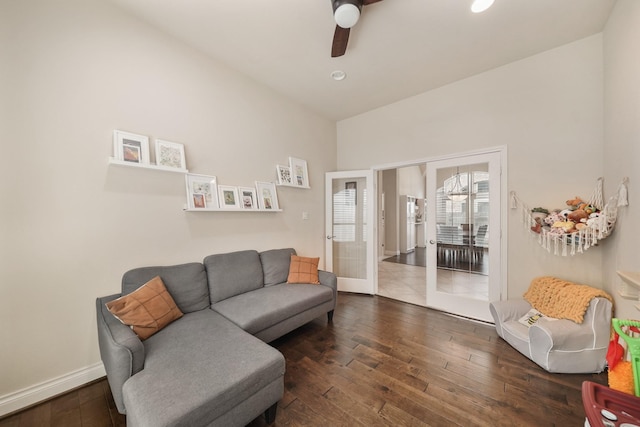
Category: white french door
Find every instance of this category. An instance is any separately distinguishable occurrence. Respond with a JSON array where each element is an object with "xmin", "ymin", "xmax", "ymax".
[
  {"xmin": 426, "ymin": 151, "xmax": 502, "ymax": 322},
  {"xmin": 325, "ymin": 170, "xmax": 375, "ymax": 294}
]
